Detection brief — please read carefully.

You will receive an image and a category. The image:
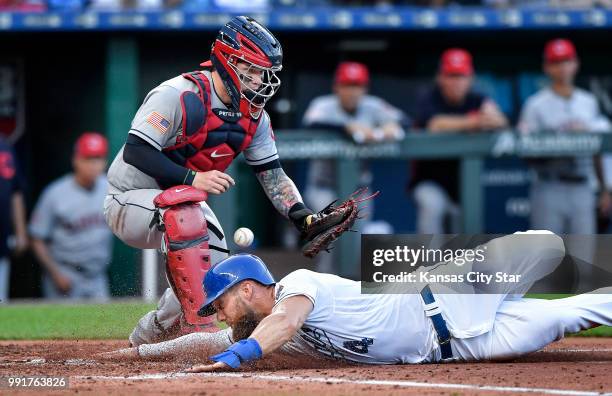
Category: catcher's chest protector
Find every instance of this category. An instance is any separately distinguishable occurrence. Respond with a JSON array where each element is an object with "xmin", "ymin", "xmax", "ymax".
[
  {"xmin": 163, "ymin": 70, "xmax": 260, "ymax": 172},
  {"xmin": 155, "ymin": 186, "xmax": 213, "ymax": 327}
]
